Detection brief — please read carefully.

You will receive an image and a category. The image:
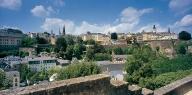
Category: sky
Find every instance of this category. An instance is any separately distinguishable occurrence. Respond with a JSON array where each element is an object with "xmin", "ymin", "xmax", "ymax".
[{"xmin": 0, "ymin": 0, "xmax": 192, "ymax": 35}]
